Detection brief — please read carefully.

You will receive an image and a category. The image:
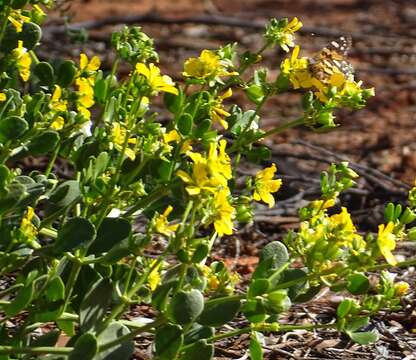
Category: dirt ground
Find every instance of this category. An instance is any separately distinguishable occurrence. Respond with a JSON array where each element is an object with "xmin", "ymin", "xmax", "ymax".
[{"xmin": 43, "ymin": 1, "xmax": 416, "ymax": 358}]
